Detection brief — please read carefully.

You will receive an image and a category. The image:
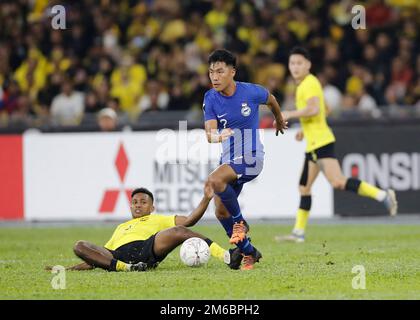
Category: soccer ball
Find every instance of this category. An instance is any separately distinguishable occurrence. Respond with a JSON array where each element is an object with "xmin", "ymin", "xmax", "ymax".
[{"xmin": 179, "ymin": 237, "xmax": 210, "ymax": 267}]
